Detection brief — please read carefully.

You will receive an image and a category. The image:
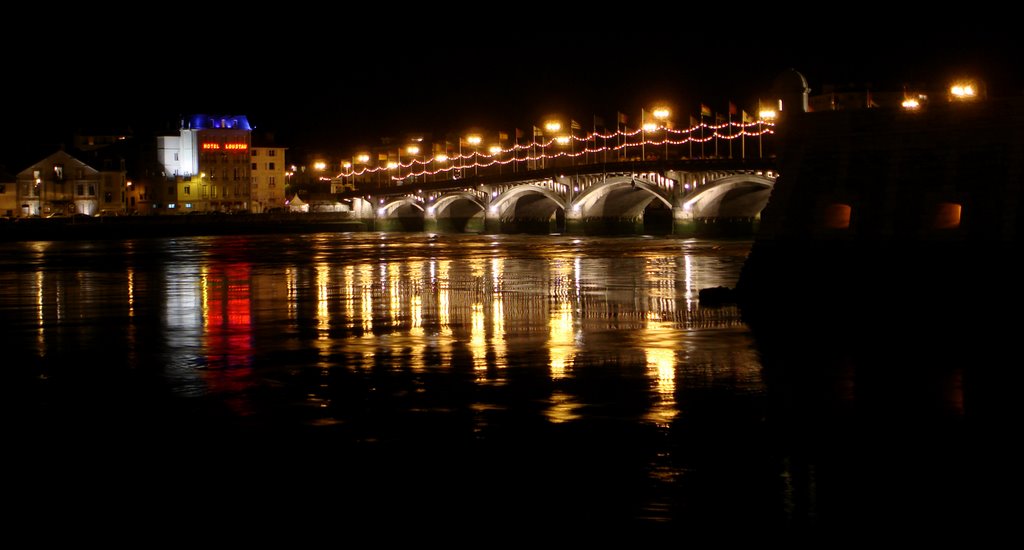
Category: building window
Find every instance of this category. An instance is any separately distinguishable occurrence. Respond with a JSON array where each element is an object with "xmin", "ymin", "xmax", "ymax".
[
  {"xmin": 252, "ymin": 150, "xmax": 258, "ymax": 157},
  {"xmin": 105, "ymin": 192, "xmax": 113, "ymax": 203},
  {"xmin": 54, "ymin": 164, "xmax": 64, "ymax": 180},
  {"xmin": 268, "ymin": 176, "xmax": 276, "ymax": 188},
  {"xmin": 88, "ymin": 185, "xmax": 95, "ymax": 196},
  {"xmin": 268, "ymin": 162, "xmax": 275, "ymax": 170},
  {"xmin": 251, "ymin": 162, "xmax": 257, "ymax": 170},
  {"xmin": 184, "ymin": 185, "xmax": 191, "ymax": 196},
  {"xmin": 0, "ymin": 184, "xmax": 5, "ymax": 194},
  {"xmin": 77, "ymin": 184, "xmax": 84, "ymax": 195},
  {"xmin": 174, "ymin": 153, "xmax": 179, "ymax": 161},
  {"xmin": 233, "ymin": 168, "xmax": 239, "ymax": 180},
  {"xmin": 268, "ymin": 149, "xmax": 276, "ymax": 157},
  {"xmin": 168, "ymin": 185, "xmax": 175, "ymax": 195}
]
